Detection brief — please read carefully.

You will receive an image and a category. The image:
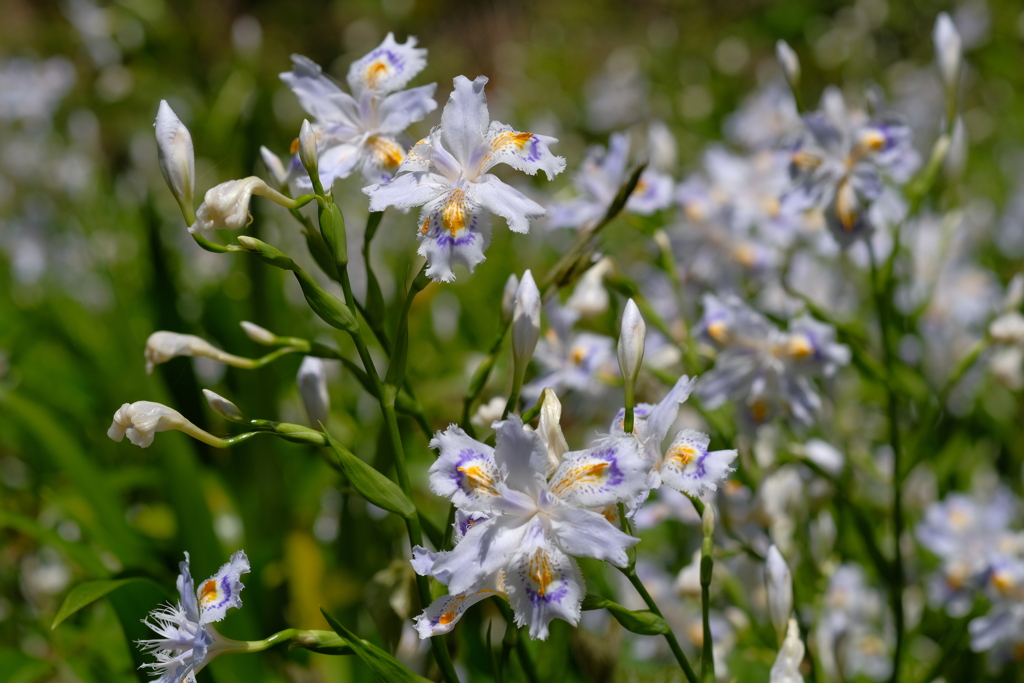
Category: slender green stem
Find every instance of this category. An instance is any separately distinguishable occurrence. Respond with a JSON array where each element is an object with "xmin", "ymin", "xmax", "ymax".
[
  {"xmin": 335, "ymin": 265, "xmax": 459, "ymax": 683},
  {"xmin": 699, "ymin": 536, "xmax": 715, "ymax": 682},
  {"xmin": 623, "ymin": 569, "xmax": 698, "ymax": 683},
  {"xmin": 239, "ymin": 628, "xmax": 349, "ymax": 654},
  {"xmin": 495, "ymin": 598, "xmax": 538, "ymax": 683},
  {"xmin": 868, "ymin": 242, "xmax": 905, "ymax": 683}
]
